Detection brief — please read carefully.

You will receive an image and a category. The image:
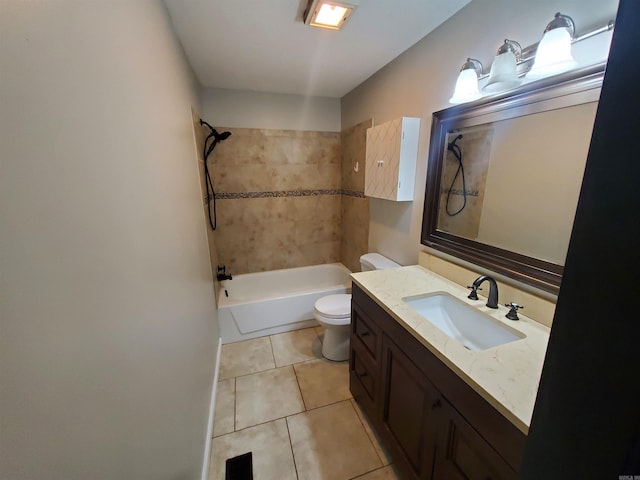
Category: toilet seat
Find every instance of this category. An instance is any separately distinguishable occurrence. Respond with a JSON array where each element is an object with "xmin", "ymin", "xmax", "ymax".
[{"xmin": 314, "ymin": 294, "xmax": 351, "ymax": 325}]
